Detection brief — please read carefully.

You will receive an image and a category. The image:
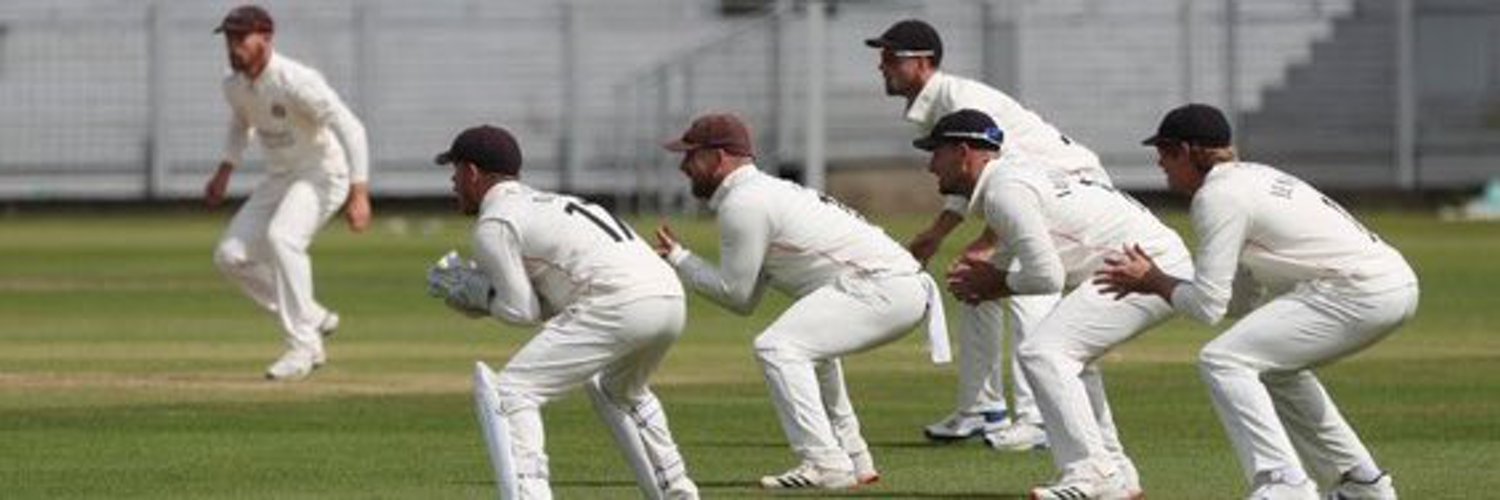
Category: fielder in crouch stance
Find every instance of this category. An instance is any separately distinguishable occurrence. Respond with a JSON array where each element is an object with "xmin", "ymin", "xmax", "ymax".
[
  {"xmin": 1096, "ymin": 104, "xmax": 1416, "ymax": 500},
  {"xmin": 926, "ymin": 110, "xmax": 1192, "ymax": 500},
  {"xmin": 427, "ymin": 125, "xmax": 698, "ymax": 500},
  {"xmin": 653, "ymin": 113, "xmax": 949, "ymax": 490},
  {"xmin": 868, "ymin": 19, "xmax": 1108, "ymax": 447},
  {"xmin": 205, "ymin": 5, "xmax": 372, "ymax": 381}
]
